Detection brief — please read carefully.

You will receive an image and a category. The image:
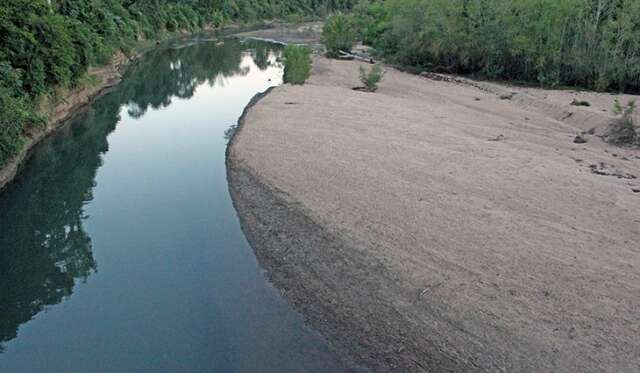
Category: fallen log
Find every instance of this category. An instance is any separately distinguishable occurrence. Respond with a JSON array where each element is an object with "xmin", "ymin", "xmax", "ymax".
[{"xmin": 337, "ymin": 50, "xmax": 374, "ymax": 64}]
